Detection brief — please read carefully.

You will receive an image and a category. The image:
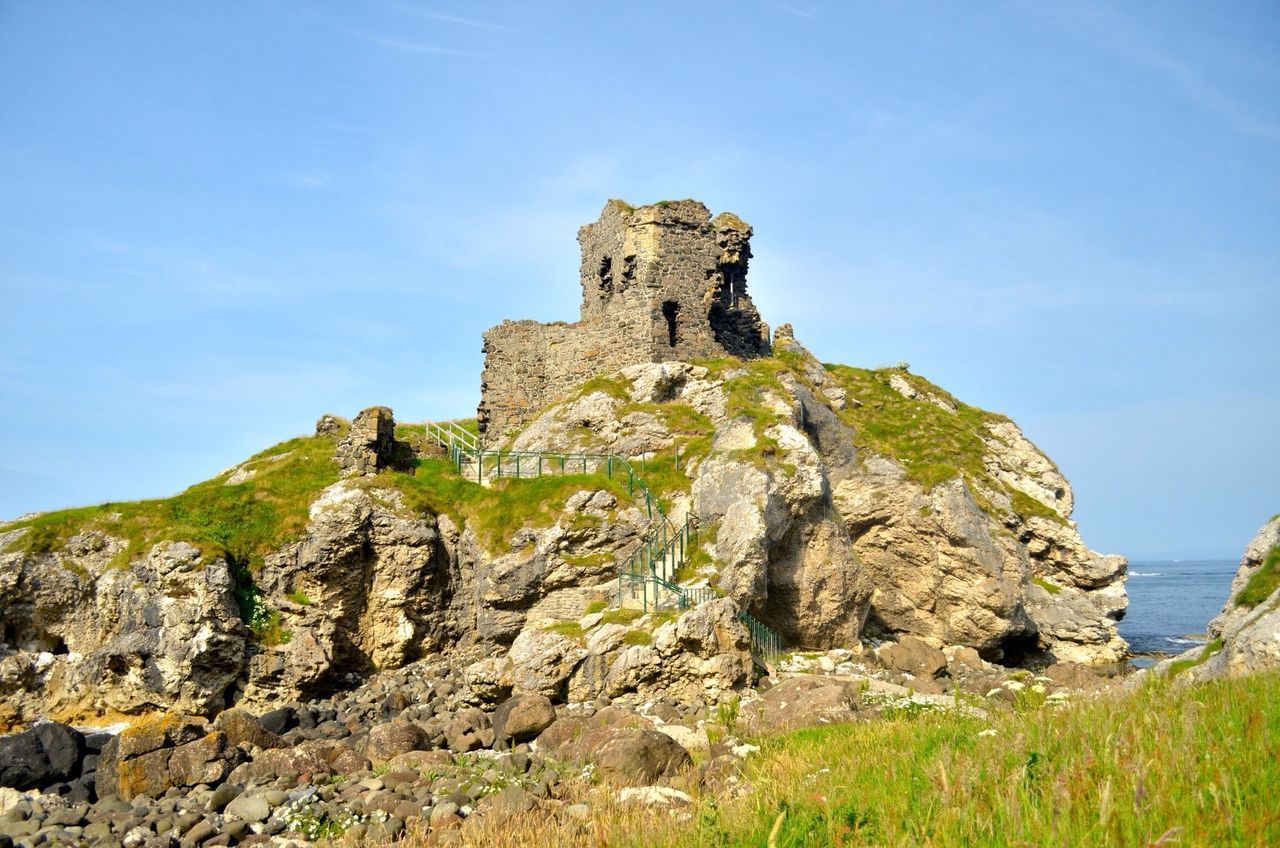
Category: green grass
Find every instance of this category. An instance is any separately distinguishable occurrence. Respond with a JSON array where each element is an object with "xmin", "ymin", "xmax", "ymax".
[
  {"xmin": 574, "ymin": 373, "xmax": 632, "ymax": 401},
  {"xmin": 600, "ymin": 608, "xmax": 644, "ymax": 626},
  {"xmin": 1235, "ymin": 544, "xmax": 1280, "ymax": 608},
  {"xmin": 545, "ymin": 621, "xmax": 584, "ymax": 640},
  {"xmin": 622, "ymin": 629, "xmax": 652, "ymax": 646},
  {"xmin": 446, "ymin": 672, "xmax": 1280, "ymax": 847},
  {"xmin": 822, "ymin": 364, "xmax": 1067, "ymax": 525},
  {"xmin": 1, "ymin": 432, "xmax": 342, "ymax": 571},
  {"xmin": 1168, "ymin": 638, "xmax": 1225, "ymax": 676},
  {"xmin": 285, "ymin": 590, "xmax": 313, "ymax": 606},
  {"xmin": 373, "ymin": 456, "xmax": 633, "ymax": 555},
  {"xmin": 1030, "ymin": 575, "xmax": 1063, "ymax": 595}
]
